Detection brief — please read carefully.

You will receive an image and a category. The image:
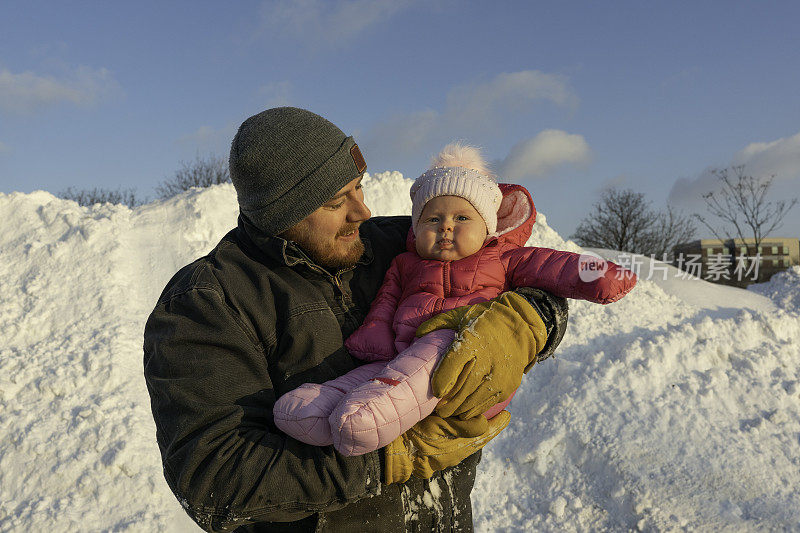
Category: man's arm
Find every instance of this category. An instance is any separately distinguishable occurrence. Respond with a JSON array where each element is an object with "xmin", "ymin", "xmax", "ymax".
[
  {"xmin": 143, "ymin": 287, "xmax": 381, "ymax": 531},
  {"xmin": 513, "ymin": 286, "xmax": 569, "ymax": 368},
  {"xmin": 416, "ymin": 287, "xmax": 569, "ymax": 420}
]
